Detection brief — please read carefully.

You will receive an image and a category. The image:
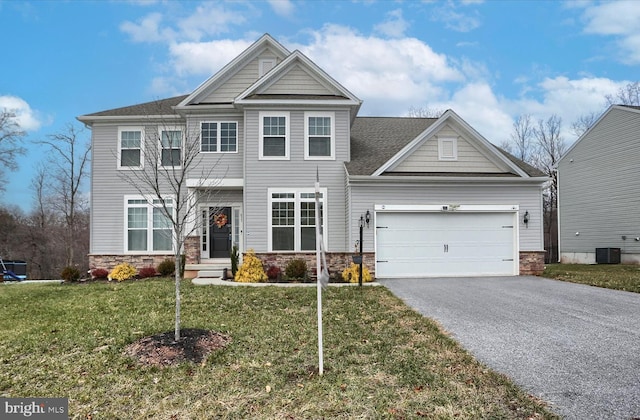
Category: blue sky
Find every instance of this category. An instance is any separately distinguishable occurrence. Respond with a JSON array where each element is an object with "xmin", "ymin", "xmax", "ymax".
[{"xmin": 1, "ymin": 0, "xmax": 639, "ymax": 210}]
